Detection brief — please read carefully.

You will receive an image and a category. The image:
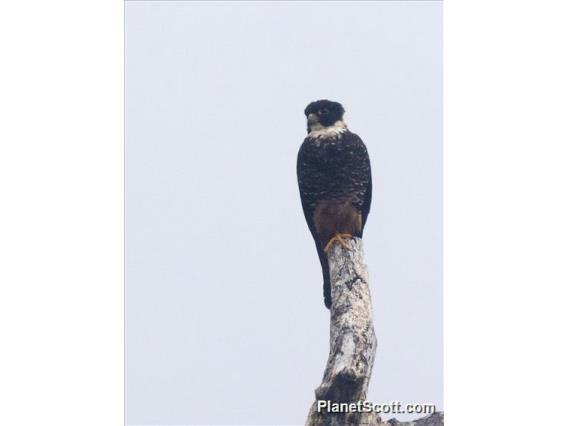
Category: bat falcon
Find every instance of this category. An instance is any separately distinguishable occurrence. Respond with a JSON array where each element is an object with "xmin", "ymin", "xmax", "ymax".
[{"xmin": 297, "ymin": 100, "xmax": 372, "ymax": 309}]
